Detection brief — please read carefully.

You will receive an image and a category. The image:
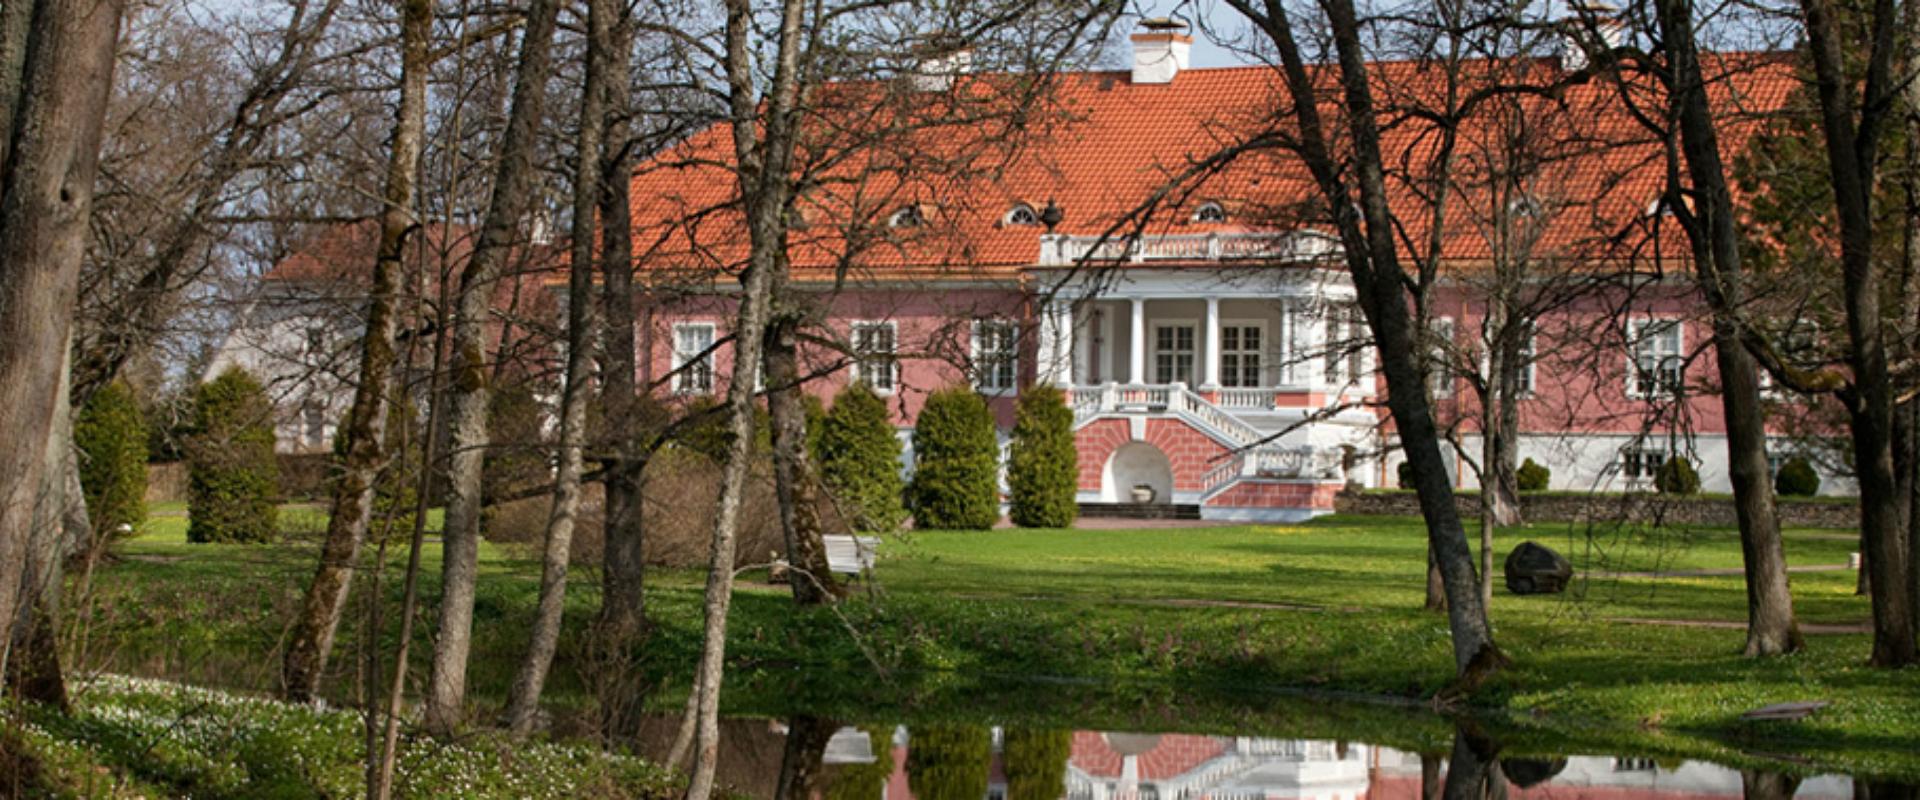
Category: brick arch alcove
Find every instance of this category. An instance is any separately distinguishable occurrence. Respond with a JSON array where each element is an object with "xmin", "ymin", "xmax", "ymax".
[{"xmin": 1073, "ymin": 416, "xmax": 1231, "ymax": 500}]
